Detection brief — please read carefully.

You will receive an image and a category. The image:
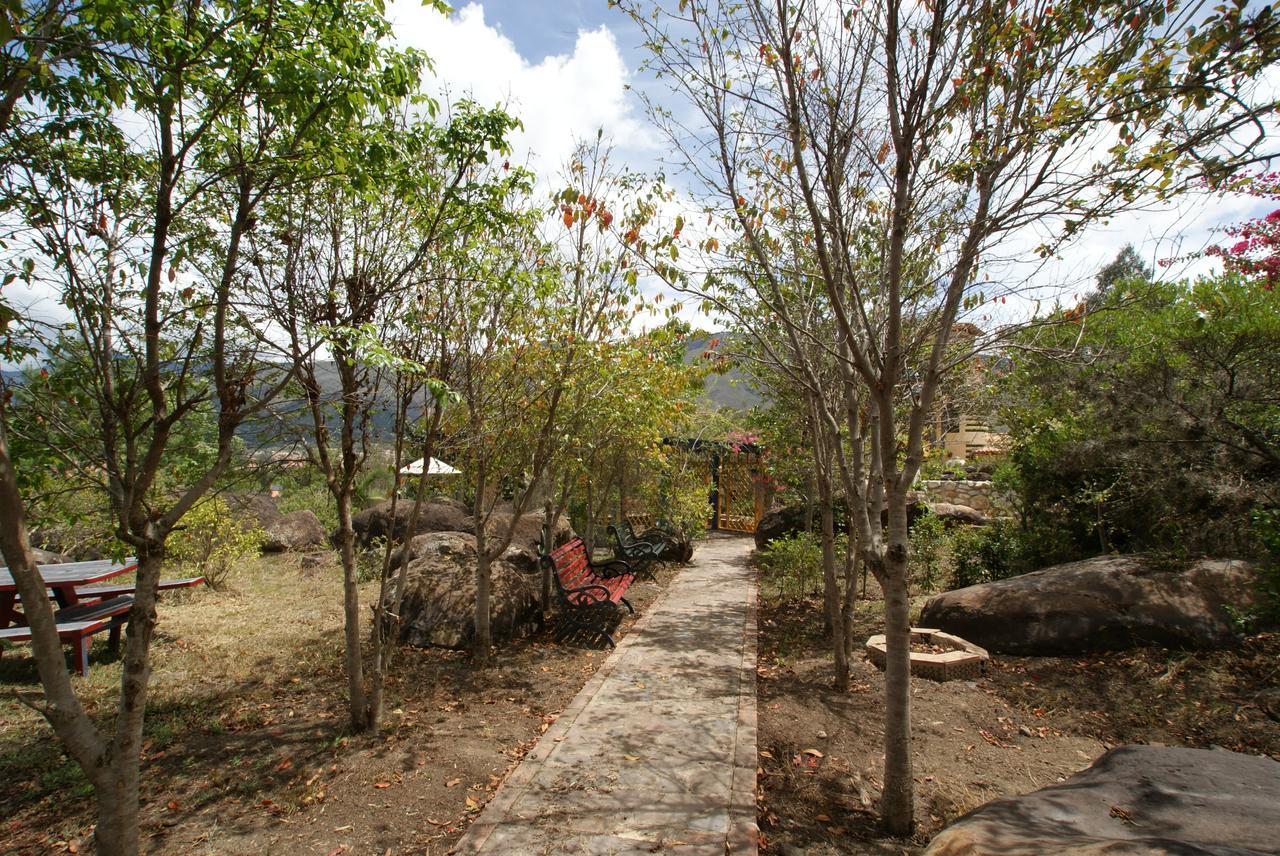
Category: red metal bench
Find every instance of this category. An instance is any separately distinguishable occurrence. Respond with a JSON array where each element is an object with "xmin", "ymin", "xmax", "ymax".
[{"xmin": 544, "ymin": 537, "xmax": 637, "ymax": 647}]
